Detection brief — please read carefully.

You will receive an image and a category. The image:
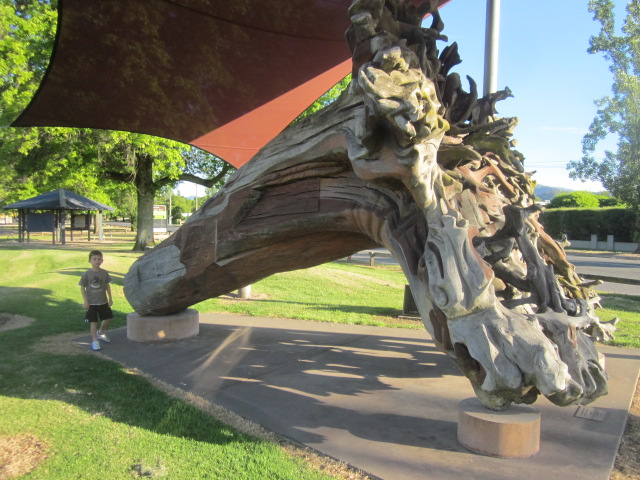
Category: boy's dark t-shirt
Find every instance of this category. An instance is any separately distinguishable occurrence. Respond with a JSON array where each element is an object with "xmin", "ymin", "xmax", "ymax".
[{"xmin": 79, "ymin": 268, "xmax": 112, "ymax": 305}]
